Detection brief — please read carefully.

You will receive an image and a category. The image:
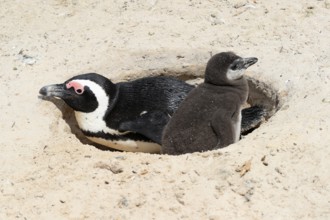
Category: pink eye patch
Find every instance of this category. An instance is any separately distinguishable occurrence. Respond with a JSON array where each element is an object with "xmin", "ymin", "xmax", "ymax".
[{"xmin": 66, "ymin": 81, "xmax": 84, "ymax": 94}]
